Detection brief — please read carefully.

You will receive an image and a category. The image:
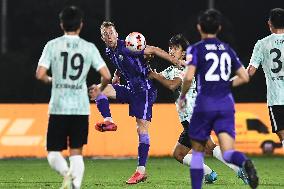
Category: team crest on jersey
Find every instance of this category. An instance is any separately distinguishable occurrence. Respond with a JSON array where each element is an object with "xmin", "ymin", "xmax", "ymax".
[{"xmin": 118, "ymin": 54, "xmax": 124, "ymax": 61}]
